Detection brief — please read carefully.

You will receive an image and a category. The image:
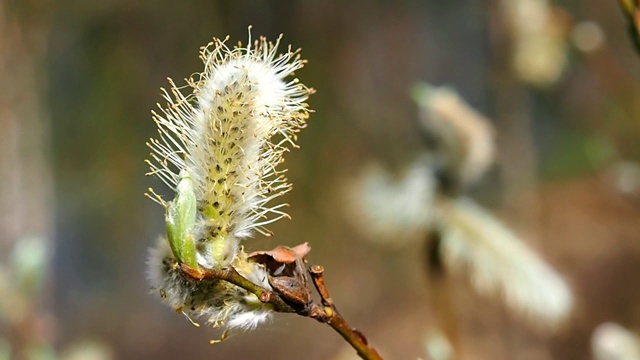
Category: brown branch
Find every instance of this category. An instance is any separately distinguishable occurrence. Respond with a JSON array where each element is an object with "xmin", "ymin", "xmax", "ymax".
[
  {"xmin": 181, "ymin": 263, "xmax": 297, "ymax": 313},
  {"xmin": 180, "ymin": 262, "xmax": 384, "ymax": 360},
  {"xmin": 308, "ymin": 265, "xmax": 384, "ymax": 360}
]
